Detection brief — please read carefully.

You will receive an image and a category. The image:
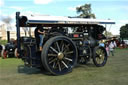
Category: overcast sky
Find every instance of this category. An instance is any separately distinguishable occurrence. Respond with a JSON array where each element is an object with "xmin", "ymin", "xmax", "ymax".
[{"xmin": 0, "ymin": 0, "xmax": 128, "ymax": 35}]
